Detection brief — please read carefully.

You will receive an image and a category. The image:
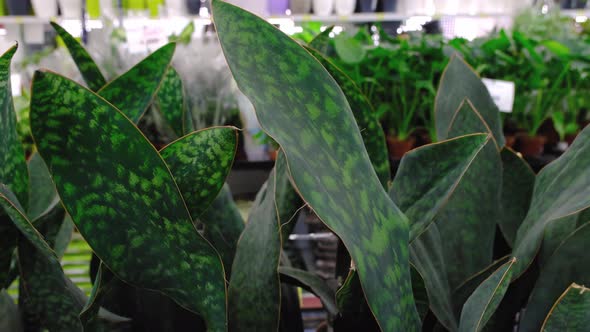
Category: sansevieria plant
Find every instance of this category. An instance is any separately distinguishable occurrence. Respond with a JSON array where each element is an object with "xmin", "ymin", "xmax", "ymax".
[{"xmin": 1, "ymin": 2, "xmax": 590, "ymax": 332}]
